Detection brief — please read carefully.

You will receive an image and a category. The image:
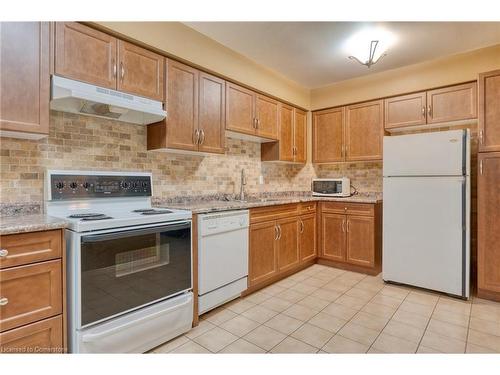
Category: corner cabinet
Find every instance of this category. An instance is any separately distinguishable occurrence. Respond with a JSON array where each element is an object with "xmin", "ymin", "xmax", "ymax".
[
  {"xmin": 261, "ymin": 105, "xmax": 308, "ymax": 163},
  {"xmin": 477, "ymin": 152, "xmax": 500, "ymax": 302},
  {"xmin": 0, "ymin": 22, "xmax": 50, "ymax": 139},
  {"xmin": 247, "ymin": 203, "xmax": 316, "ymax": 292},
  {"xmin": 318, "ymin": 201, "xmax": 382, "ymax": 275},
  {"xmin": 147, "ymin": 61, "xmax": 225, "ymax": 154},
  {"xmin": 478, "ymin": 70, "xmax": 500, "ymax": 152}
]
